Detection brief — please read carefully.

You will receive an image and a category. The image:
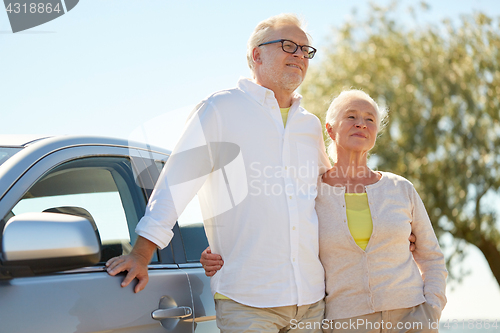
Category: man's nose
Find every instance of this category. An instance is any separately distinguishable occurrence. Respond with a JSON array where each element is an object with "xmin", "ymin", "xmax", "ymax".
[{"xmin": 292, "ymin": 47, "xmax": 305, "ymax": 58}]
